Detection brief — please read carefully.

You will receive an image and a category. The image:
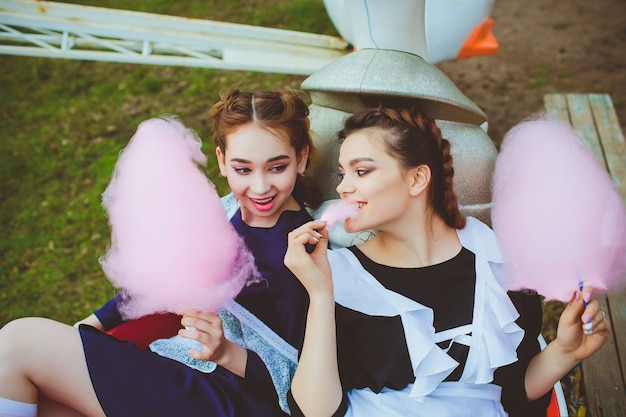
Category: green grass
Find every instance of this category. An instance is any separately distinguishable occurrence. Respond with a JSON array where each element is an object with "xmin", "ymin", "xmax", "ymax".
[{"xmin": 0, "ymin": 0, "xmax": 337, "ymax": 326}]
